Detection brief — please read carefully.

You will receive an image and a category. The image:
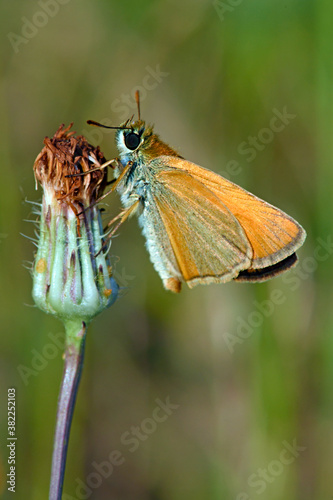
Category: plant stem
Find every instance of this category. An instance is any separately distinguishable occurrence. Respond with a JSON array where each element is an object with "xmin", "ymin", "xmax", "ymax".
[{"xmin": 49, "ymin": 321, "xmax": 87, "ymax": 500}]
